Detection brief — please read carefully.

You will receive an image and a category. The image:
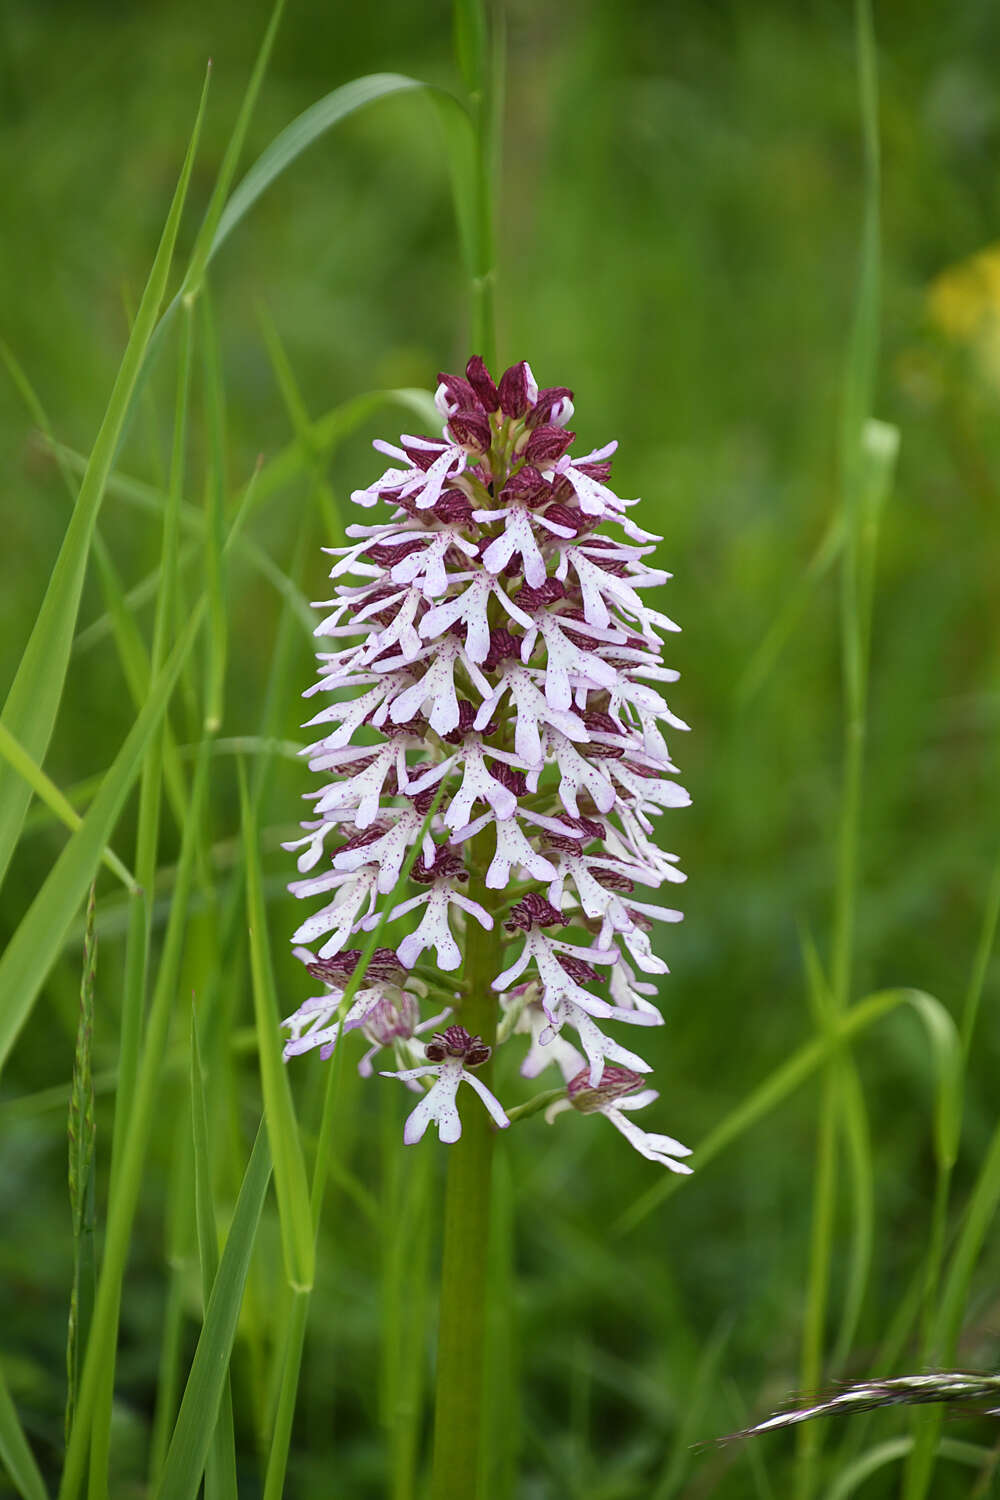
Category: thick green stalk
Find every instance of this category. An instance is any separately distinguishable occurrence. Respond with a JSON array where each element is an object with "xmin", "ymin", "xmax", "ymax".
[{"xmin": 431, "ymin": 828, "xmax": 502, "ymax": 1500}]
